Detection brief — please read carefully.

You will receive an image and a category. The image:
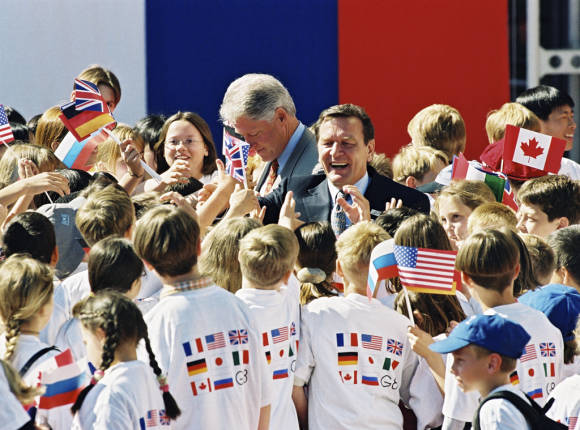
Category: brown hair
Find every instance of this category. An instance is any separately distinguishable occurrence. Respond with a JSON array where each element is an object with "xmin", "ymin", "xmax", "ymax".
[
  {"xmin": 519, "ymin": 233, "xmax": 555, "ymax": 286},
  {"xmin": 96, "ymin": 124, "xmax": 145, "ymax": 176},
  {"xmin": 0, "ymin": 142, "xmax": 64, "ymax": 189},
  {"xmin": 77, "ymin": 65, "xmax": 121, "ymax": 106},
  {"xmin": 133, "ymin": 205, "xmax": 200, "ymax": 277},
  {"xmin": 34, "ymin": 106, "xmax": 68, "ymax": 150},
  {"xmin": 435, "ymin": 180, "xmax": 497, "ymax": 214},
  {"xmin": 518, "ymin": 175, "xmax": 580, "ymax": 224},
  {"xmin": 485, "ymin": 103, "xmax": 541, "ymax": 143},
  {"xmin": 471, "ymin": 344, "xmax": 517, "ymax": 373},
  {"xmin": 456, "ymin": 229, "xmax": 520, "ymax": 293},
  {"xmin": 467, "ymin": 202, "xmax": 518, "ymax": 235},
  {"xmin": 154, "ymin": 112, "xmax": 217, "ymax": 175},
  {"xmin": 312, "ymin": 104, "xmax": 374, "ymax": 144}
]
